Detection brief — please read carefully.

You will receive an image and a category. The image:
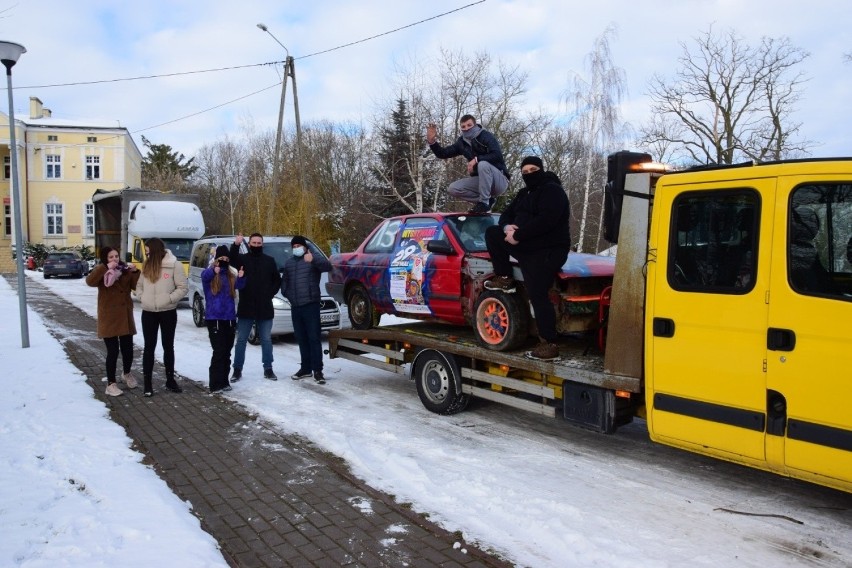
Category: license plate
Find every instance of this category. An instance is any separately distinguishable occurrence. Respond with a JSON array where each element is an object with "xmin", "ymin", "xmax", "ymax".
[
  {"xmin": 54, "ymin": 264, "xmax": 66, "ymax": 269},
  {"xmin": 321, "ymin": 313, "xmax": 338, "ymax": 324}
]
